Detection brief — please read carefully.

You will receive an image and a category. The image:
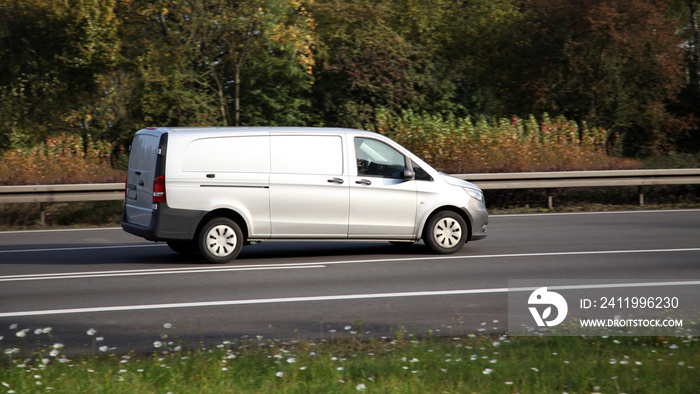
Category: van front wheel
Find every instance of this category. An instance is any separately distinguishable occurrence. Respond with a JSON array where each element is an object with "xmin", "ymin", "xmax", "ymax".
[
  {"xmin": 198, "ymin": 218, "xmax": 243, "ymax": 263},
  {"xmin": 424, "ymin": 211, "xmax": 467, "ymax": 254}
]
